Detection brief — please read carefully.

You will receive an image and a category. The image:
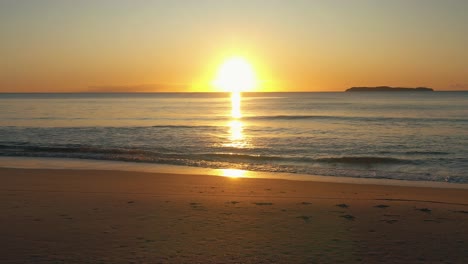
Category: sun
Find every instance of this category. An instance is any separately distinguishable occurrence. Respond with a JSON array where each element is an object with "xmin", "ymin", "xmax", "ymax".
[{"xmin": 213, "ymin": 57, "xmax": 257, "ymax": 92}]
